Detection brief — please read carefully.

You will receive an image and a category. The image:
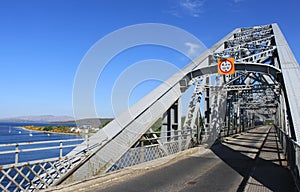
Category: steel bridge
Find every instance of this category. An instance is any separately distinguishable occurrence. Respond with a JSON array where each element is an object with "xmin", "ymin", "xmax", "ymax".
[{"xmin": 1, "ymin": 23, "xmax": 300, "ymax": 191}]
